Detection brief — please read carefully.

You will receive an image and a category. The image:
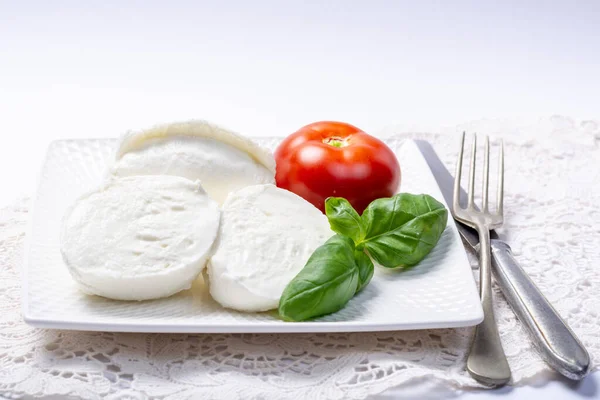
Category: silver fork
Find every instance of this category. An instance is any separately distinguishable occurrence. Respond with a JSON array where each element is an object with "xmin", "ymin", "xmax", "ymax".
[{"xmin": 453, "ymin": 132, "xmax": 511, "ymax": 386}]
